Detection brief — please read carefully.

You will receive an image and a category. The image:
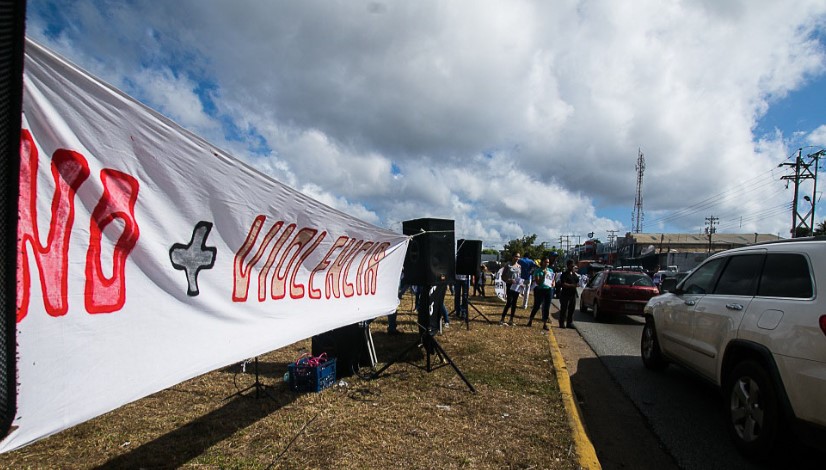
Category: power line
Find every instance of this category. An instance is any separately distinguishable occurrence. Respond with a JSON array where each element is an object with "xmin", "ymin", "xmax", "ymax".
[
  {"xmin": 645, "ymin": 168, "xmax": 781, "ymax": 226},
  {"xmin": 716, "ymin": 202, "xmax": 792, "ymax": 232},
  {"xmin": 711, "ymin": 185, "xmax": 790, "ymax": 231}
]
